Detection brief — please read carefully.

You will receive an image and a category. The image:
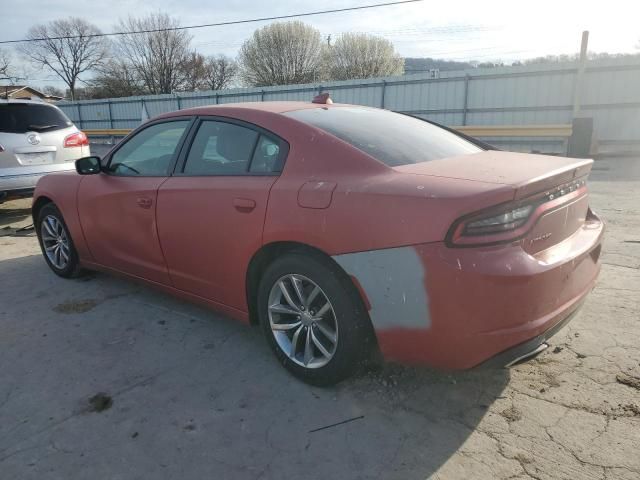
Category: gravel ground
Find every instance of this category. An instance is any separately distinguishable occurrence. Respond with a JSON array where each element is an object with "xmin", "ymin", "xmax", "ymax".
[{"xmin": 0, "ymin": 157, "xmax": 638, "ymax": 480}]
